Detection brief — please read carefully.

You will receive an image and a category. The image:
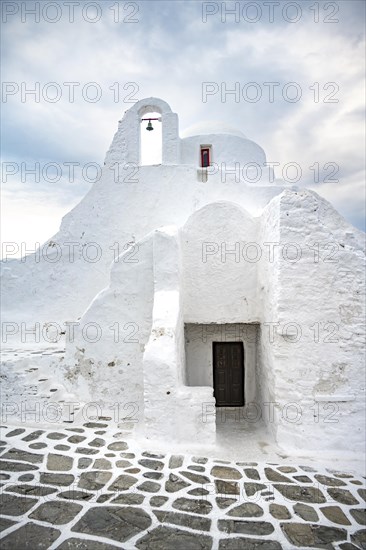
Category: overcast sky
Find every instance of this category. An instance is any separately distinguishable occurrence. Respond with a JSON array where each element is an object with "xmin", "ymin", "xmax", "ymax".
[{"xmin": 1, "ymin": 0, "xmax": 365, "ymax": 255}]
